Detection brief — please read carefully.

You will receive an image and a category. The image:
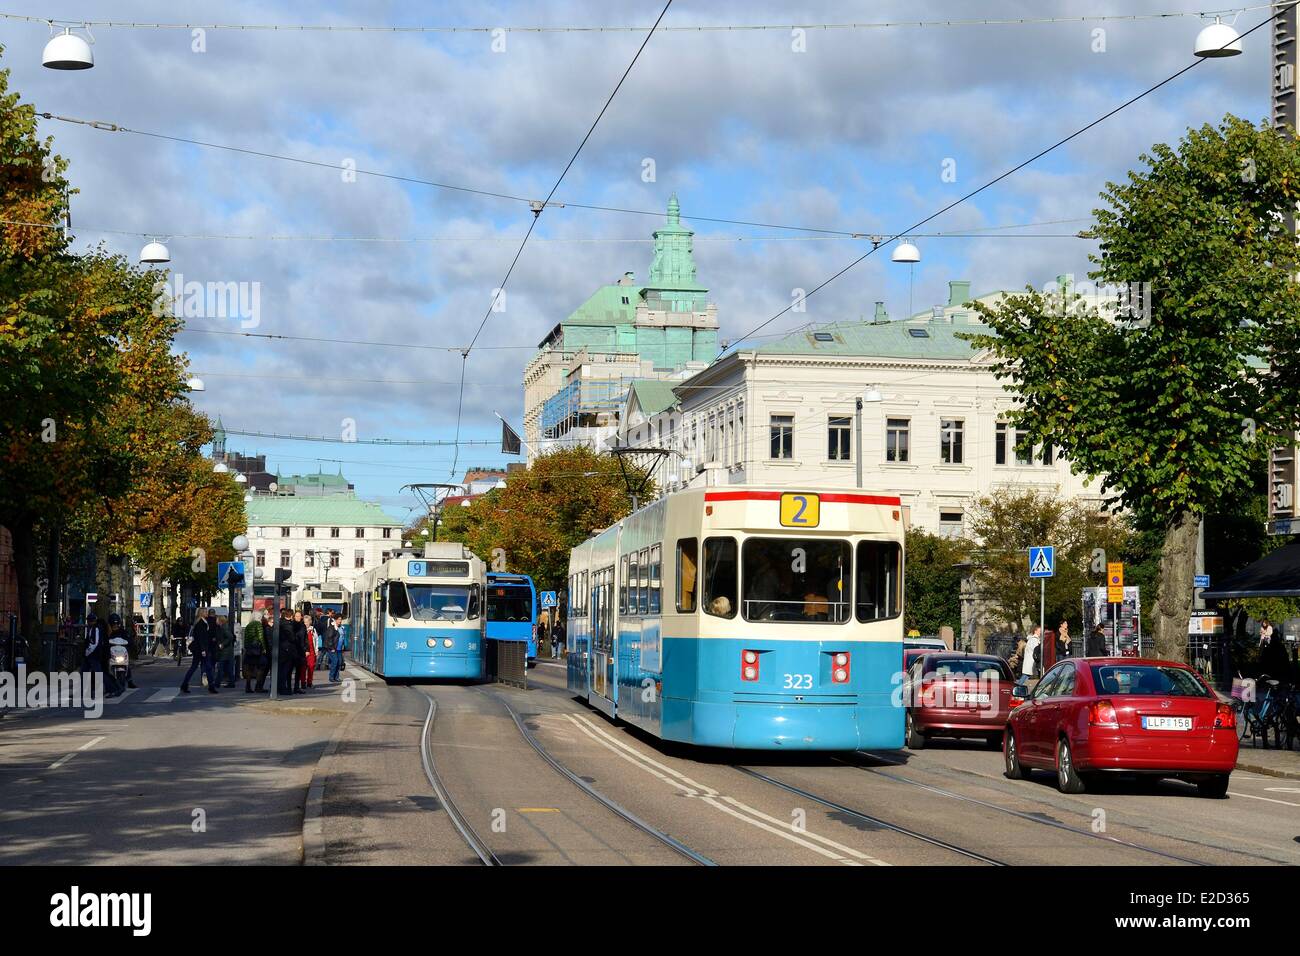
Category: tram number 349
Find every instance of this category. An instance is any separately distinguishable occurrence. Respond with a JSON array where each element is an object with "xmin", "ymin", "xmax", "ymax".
[
  {"xmin": 783, "ymin": 673, "xmax": 813, "ymax": 689},
  {"xmin": 395, "ymin": 641, "xmax": 408, "ymax": 650}
]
